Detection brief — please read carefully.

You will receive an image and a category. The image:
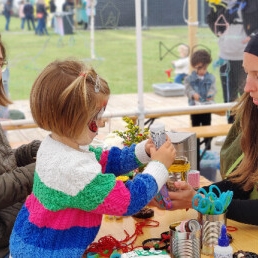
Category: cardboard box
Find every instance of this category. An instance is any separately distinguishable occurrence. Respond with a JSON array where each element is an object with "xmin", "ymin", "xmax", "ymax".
[{"xmin": 153, "ymin": 82, "xmax": 185, "ymax": 97}]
